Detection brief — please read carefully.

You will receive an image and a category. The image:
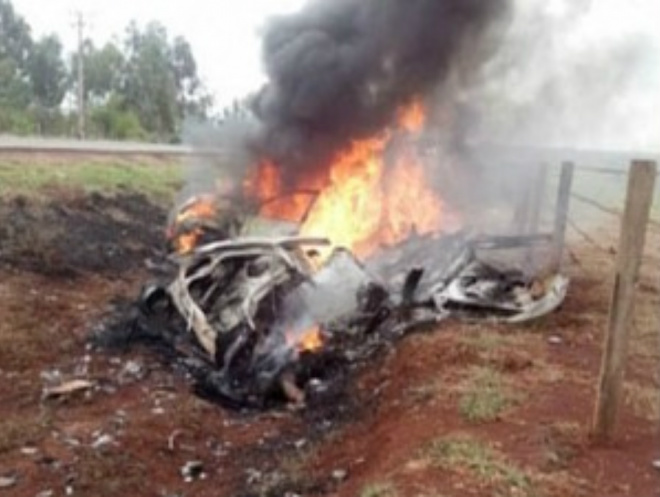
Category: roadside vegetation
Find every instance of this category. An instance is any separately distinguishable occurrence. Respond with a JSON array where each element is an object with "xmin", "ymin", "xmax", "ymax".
[
  {"xmin": 422, "ymin": 435, "xmax": 538, "ymax": 496},
  {"xmin": 0, "ymin": 158, "xmax": 182, "ymax": 201},
  {"xmin": 458, "ymin": 366, "xmax": 515, "ymax": 423},
  {"xmin": 0, "ymin": 0, "xmax": 253, "ymax": 142},
  {"xmin": 360, "ymin": 483, "xmax": 398, "ymax": 497}
]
